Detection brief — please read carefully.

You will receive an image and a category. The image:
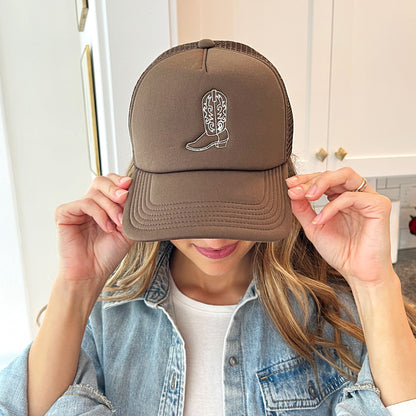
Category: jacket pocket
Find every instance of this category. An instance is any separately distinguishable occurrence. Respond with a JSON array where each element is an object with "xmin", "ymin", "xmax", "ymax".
[{"xmin": 256, "ymin": 351, "xmax": 349, "ymax": 413}]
